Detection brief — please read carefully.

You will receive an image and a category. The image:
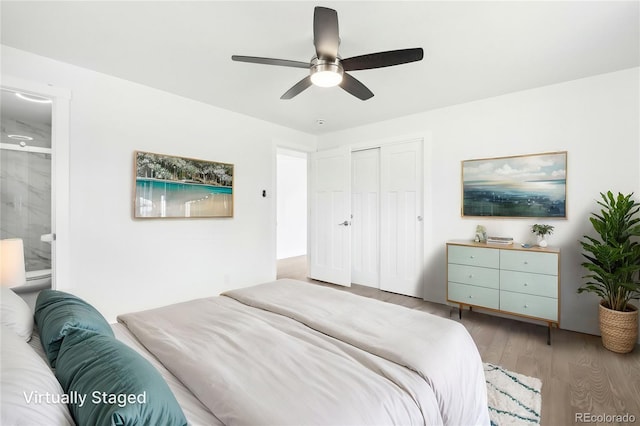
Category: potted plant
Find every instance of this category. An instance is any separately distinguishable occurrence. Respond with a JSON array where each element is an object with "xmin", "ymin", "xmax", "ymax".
[
  {"xmin": 531, "ymin": 224, "xmax": 554, "ymax": 247},
  {"xmin": 578, "ymin": 191, "xmax": 640, "ymax": 353}
]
